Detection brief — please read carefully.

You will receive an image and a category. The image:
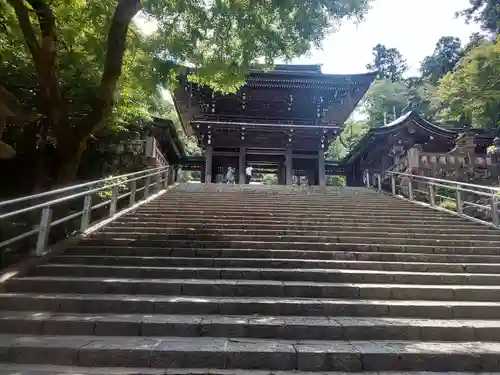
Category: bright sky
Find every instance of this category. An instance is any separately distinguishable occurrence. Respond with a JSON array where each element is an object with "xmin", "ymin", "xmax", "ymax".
[{"xmin": 292, "ymin": 0, "xmax": 481, "ymax": 76}]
